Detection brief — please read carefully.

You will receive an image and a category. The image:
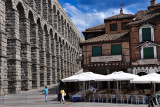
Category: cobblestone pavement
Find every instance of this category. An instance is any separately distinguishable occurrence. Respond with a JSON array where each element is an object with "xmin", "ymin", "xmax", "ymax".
[{"xmin": 0, "ymin": 84, "xmax": 148, "ymax": 107}]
